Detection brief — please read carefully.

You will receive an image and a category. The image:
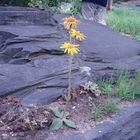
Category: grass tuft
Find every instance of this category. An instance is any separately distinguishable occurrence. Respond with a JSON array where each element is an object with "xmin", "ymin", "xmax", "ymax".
[
  {"xmin": 97, "ymin": 69, "xmax": 140, "ymax": 100},
  {"xmin": 104, "ymin": 101, "xmax": 118, "ymax": 113},
  {"xmin": 97, "ymin": 78, "xmax": 113, "ymax": 96},
  {"xmin": 115, "ymin": 70, "xmax": 140, "ymax": 100},
  {"xmin": 106, "ymin": 8, "xmax": 140, "ymax": 41},
  {"xmin": 92, "ymin": 105, "xmax": 103, "ymax": 121},
  {"xmin": 92, "ymin": 101, "xmax": 118, "ymax": 120},
  {"xmin": 135, "ymin": 68, "xmax": 140, "ymax": 81}
]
